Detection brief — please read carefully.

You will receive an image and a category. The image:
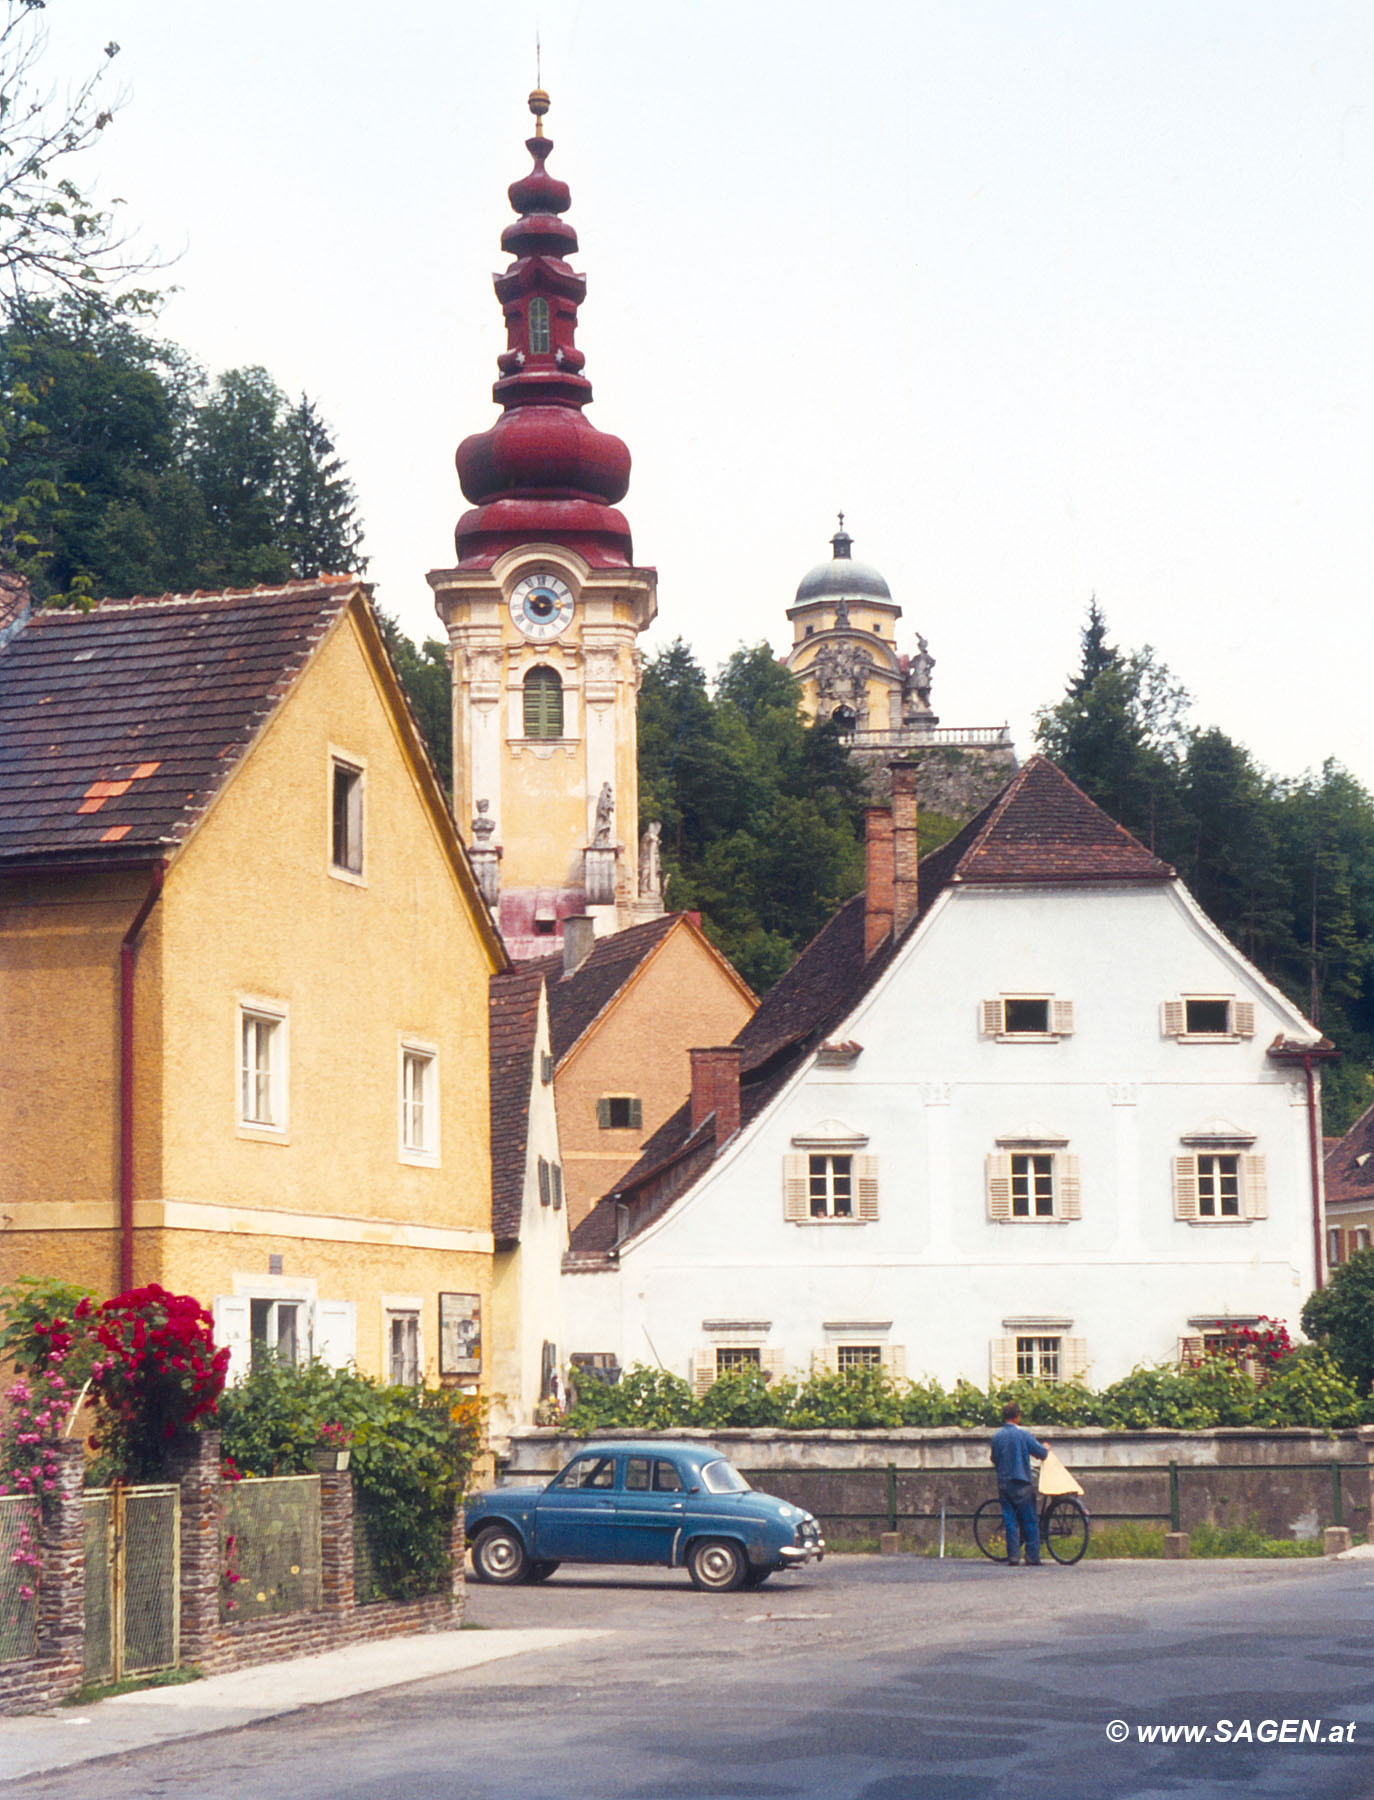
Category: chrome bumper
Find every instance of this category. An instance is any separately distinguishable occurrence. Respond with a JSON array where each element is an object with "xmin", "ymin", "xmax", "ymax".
[{"xmin": 778, "ymin": 1538, "xmax": 826, "ymax": 1566}]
